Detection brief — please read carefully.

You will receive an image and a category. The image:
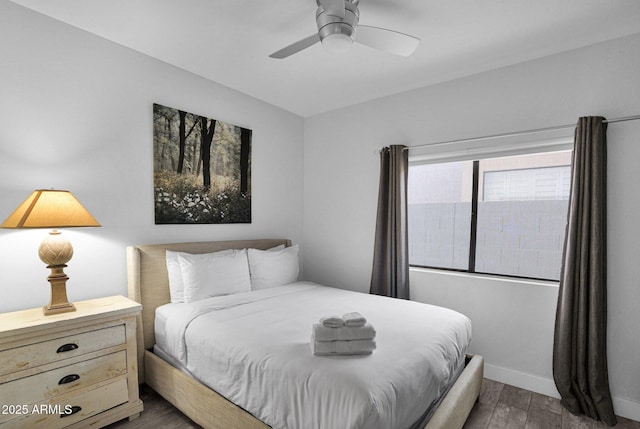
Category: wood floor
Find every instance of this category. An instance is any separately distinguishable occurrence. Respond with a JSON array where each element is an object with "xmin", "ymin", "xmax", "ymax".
[
  {"xmin": 462, "ymin": 379, "xmax": 640, "ymax": 429},
  {"xmin": 107, "ymin": 380, "xmax": 640, "ymax": 429}
]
